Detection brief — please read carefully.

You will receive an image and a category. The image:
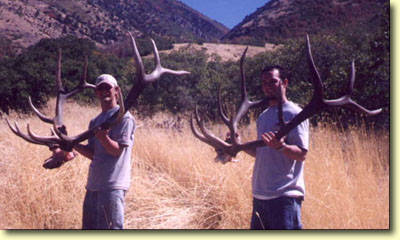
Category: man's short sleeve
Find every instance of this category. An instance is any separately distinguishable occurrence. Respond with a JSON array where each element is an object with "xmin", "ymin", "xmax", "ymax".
[
  {"xmin": 111, "ymin": 116, "xmax": 135, "ymax": 147},
  {"xmin": 287, "ymin": 119, "xmax": 309, "ymax": 151},
  {"xmin": 87, "ymin": 119, "xmax": 95, "ymax": 151}
]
